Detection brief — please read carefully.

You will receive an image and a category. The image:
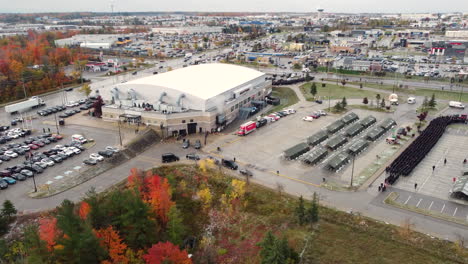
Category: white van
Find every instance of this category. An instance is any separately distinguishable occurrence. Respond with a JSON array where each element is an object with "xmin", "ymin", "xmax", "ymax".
[
  {"xmin": 407, "ymin": 97, "xmax": 416, "ymax": 104},
  {"xmin": 71, "ymin": 134, "xmax": 87, "ymax": 144},
  {"xmin": 449, "ymin": 101, "xmax": 465, "ymax": 109}
]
